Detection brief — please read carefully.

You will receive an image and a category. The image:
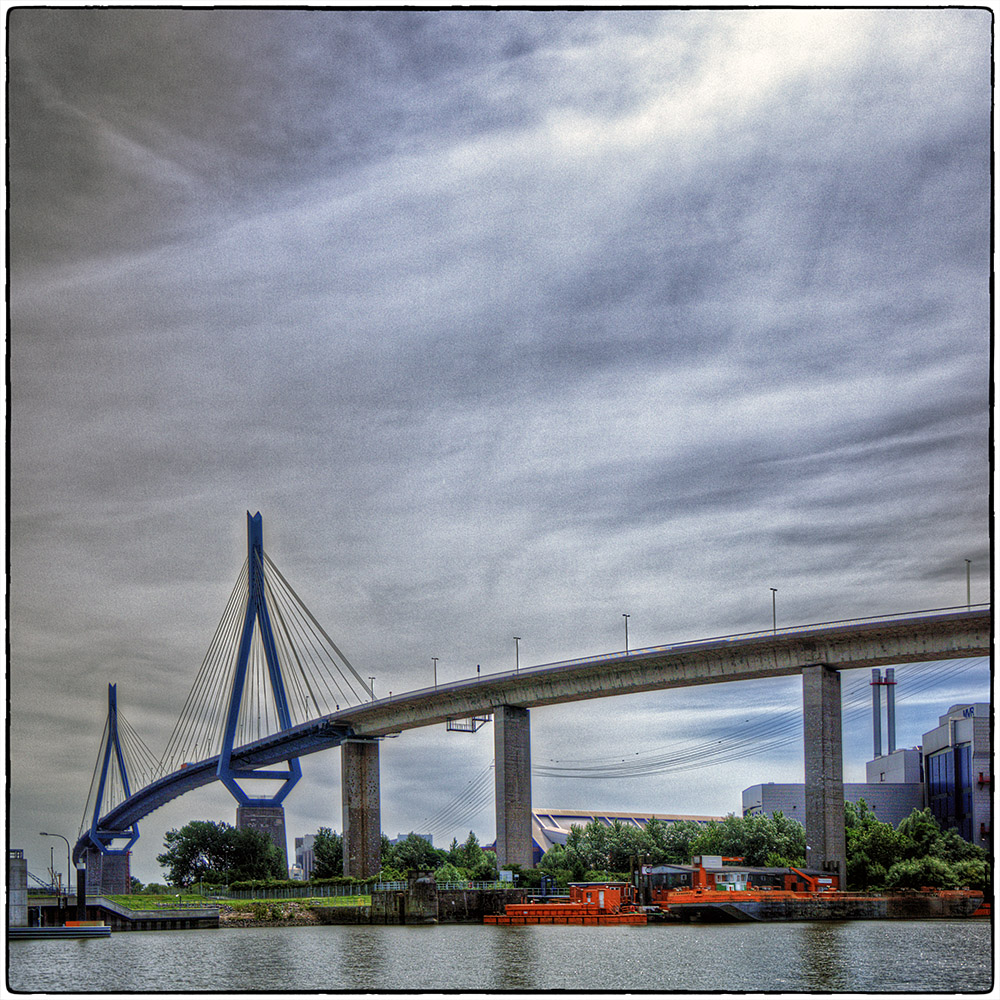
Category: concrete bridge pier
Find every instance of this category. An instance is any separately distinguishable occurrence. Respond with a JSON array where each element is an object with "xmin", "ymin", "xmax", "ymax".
[
  {"xmin": 342, "ymin": 738, "xmax": 381, "ymax": 878},
  {"xmin": 82, "ymin": 847, "xmax": 131, "ymax": 895},
  {"xmin": 494, "ymin": 705, "xmax": 534, "ymax": 869},
  {"xmin": 802, "ymin": 664, "xmax": 846, "ymax": 886},
  {"xmin": 236, "ymin": 805, "xmax": 289, "ymax": 872}
]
